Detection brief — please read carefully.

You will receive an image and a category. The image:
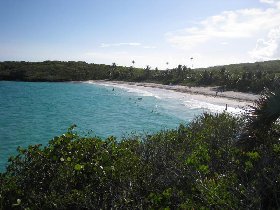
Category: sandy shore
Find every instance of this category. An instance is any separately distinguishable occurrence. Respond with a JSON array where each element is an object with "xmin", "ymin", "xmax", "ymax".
[
  {"xmin": 92, "ymin": 80, "xmax": 259, "ymax": 101},
  {"xmin": 88, "ymin": 80, "xmax": 260, "ymax": 113}
]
